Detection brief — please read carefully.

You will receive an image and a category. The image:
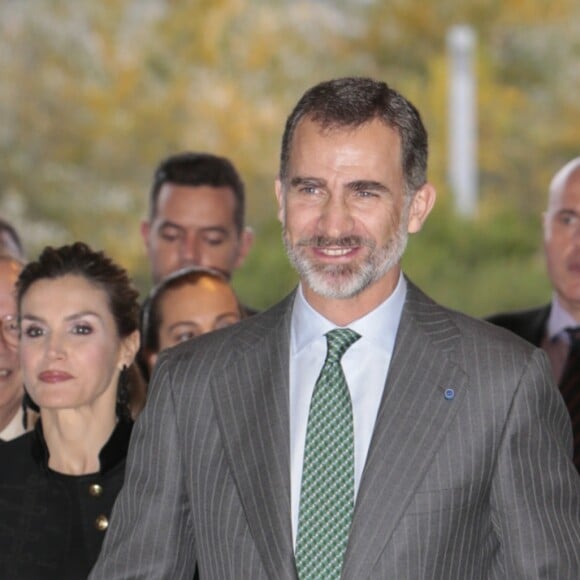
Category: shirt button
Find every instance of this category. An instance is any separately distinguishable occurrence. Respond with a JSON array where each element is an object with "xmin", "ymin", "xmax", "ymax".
[
  {"xmin": 95, "ymin": 515, "xmax": 109, "ymax": 531},
  {"xmin": 89, "ymin": 484, "xmax": 103, "ymax": 497}
]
